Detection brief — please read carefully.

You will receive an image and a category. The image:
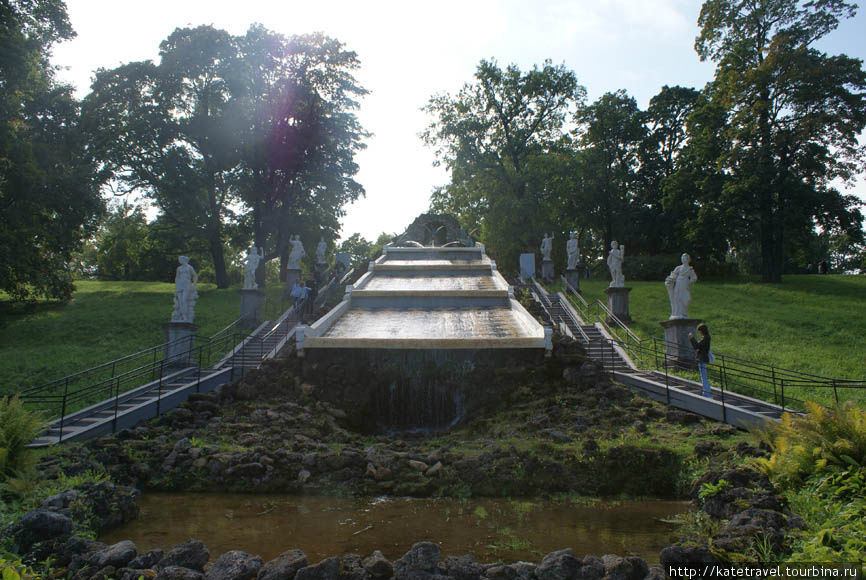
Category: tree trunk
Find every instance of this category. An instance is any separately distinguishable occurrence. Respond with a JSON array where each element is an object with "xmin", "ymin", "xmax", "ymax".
[{"xmin": 209, "ymin": 233, "xmax": 229, "ymax": 289}]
